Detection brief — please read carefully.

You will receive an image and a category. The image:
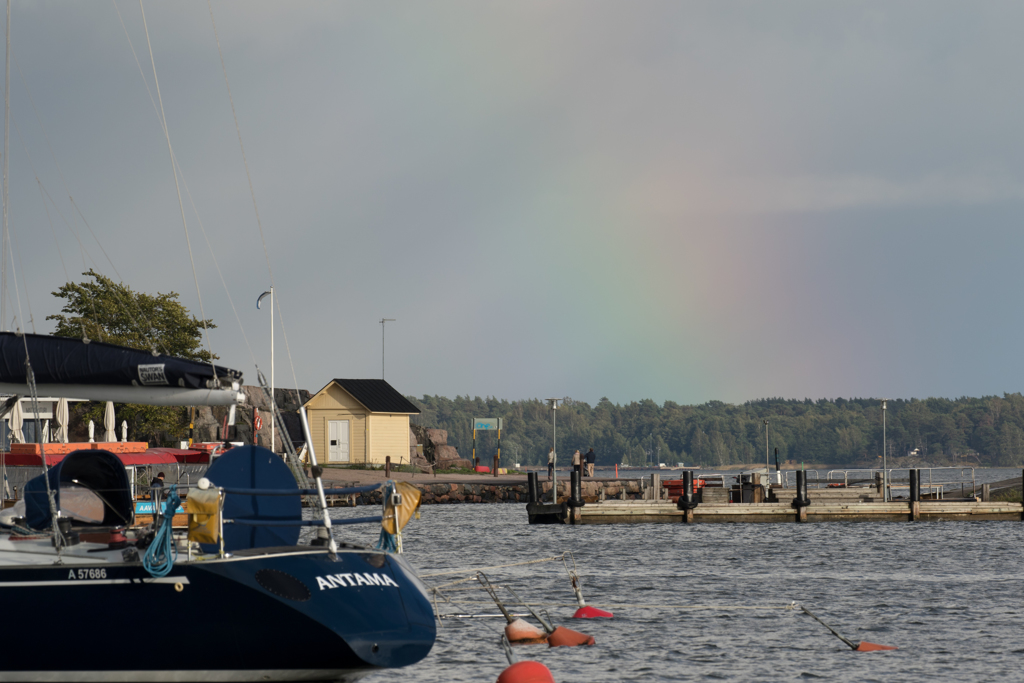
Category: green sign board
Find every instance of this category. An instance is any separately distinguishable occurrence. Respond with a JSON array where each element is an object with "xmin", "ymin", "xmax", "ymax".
[{"xmin": 473, "ymin": 418, "xmax": 503, "ymax": 431}]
